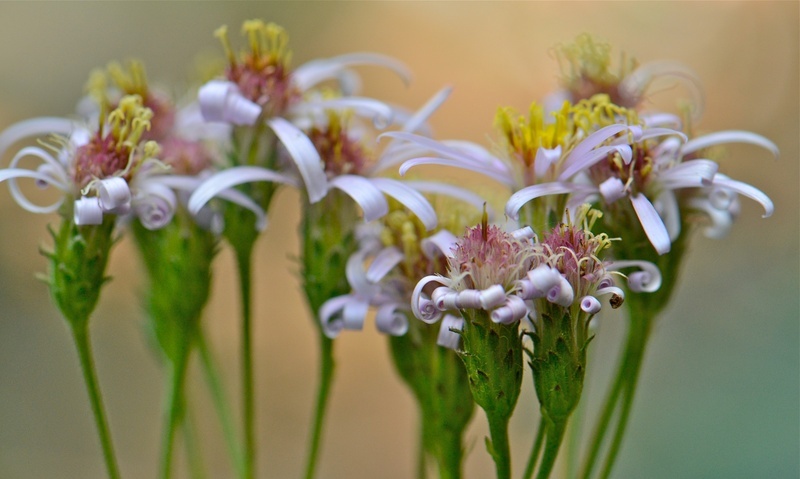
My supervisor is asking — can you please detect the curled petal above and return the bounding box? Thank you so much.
[0,167,66,214]
[599,177,626,203]
[711,174,773,218]
[365,247,404,283]
[490,295,529,325]
[198,80,261,126]
[580,296,602,314]
[345,248,378,297]
[437,314,465,350]
[512,226,535,241]
[479,284,507,309]
[506,182,596,220]
[411,275,450,323]
[547,275,574,307]
[420,230,458,259]
[187,166,297,215]
[342,299,369,331]
[527,264,563,298]
[135,182,177,230]
[74,197,104,225]
[319,296,351,338]
[96,177,131,211]
[597,285,625,309]
[686,197,734,239]
[371,178,437,230]
[330,175,388,222]
[630,194,671,255]
[455,289,482,309]
[682,130,779,158]
[375,304,409,336]
[432,287,458,311]
[267,117,328,203]
[607,260,662,293]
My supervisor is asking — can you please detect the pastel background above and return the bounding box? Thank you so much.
[0,2,797,478]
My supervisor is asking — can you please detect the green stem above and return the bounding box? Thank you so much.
[197,330,245,478]
[486,413,512,479]
[233,242,256,479]
[70,322,121,479]
[417,408,429,479]
[159,342,191,479]
[181,401,207,479]
[535,419,567,479]
[597,326,650,479]
[303,334,336,479]
[523,416,546,479]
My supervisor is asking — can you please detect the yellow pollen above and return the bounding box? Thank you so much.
[108,95,153,152]
[571,94,639,133]
[494,101,571,167]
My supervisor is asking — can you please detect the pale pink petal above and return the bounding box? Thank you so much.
[293,53,411,92]
[187,166,297,215]
[411,275,450,323]
[375,304,409,336]
[0,167,66,214]
[0,117,78,160]
[558,144,631,181]
[505,182,596,220]
[606,260,662,293]
[682,130,779,158]
[404,180,492,217]
[74,197,104,225]
[330,175,388,222]
[267,117,328,202]
[437,314,464,350]
[420,229,458,259]
[371,178,437,230]
[365,247,404,283]
[711,174,773,218]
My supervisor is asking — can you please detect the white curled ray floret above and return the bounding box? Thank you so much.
[320,226,464,349]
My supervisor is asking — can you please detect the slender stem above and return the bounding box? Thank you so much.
[523,416,547,479]
[69,322,121,479]
[597,328,650,479]
[233,243,256,479]
[303,334,336,479]
[417,408,429,479]
[535,418,567,479]
[486,412,512,479]
[181,401,207,479]
[197,331,245,478]
[159,344,191,479]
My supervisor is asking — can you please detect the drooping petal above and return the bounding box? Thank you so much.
[330,175,388,222]
[437,314,465,350]
[656,159,718,189]
[630,193,671,255]
[420,229,458,259]
[681,130,779,158]
[606,260,662,293]
[505,182,596,220]
[345,248,379,297]
[711,174,773,218]
[365,247,404,283]
[401,86,452,134]
[375,303,409,336]
[371,177,437,230]
[561,124,630,172]
[558,144,632,181]
[640,112,682,130]
[654,189,681,241]
[293,53,411,92]
[403,180,492,217]
[266,117,328,202]
[319,296,351,338]
[187,166,297,215]
[399,156,514,186]
[0,117,79,160]
[291,97,395,130]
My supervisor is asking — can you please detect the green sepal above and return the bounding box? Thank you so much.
[45,209,117,327]
[133,207,218,365]
[389,318,475,478]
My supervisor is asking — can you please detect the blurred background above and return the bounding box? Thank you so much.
[0,2,797,478]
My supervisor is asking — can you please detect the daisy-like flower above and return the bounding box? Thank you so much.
[505,96,777,254]
[190,19,411,208]
[0,94,176,228]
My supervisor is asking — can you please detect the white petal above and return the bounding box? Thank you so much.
[96,177,131,211]
[403,180,493,218]
[343,299,369,331]
[599,177,626,203]
[267,117,328,203]
[580,296,602,314]
[561,124,629,172]
[420,230,458,259]
[345,248,379,297]
[293,53,411,92]
[655,190,681,241]
[711,174,773,218]
[640,112,682,130]
[371,178,437,230]
[686,197,733,239]
[559,144,631,181]
[329,175,388,222]
[365,247,404,283]
[74,197,104,225]
[291,97,395,130]
[319,296,351,338]
[0,117,79,160]
[534,146,562,179]
[490,295,529,325]
[505,182,596,220]
[135,181,177,230]
[375,304,409,336]
[399,156,514,186]
[657,159,718,188]
[630,194,671,255]
[401,86,452,134]
[620,60,704,118]
[437,314,464,350]
[0,167,66,214]
[411,275,450,323]
[547,275,574,307]
[682,130,779,158]
[198,80,261,126]
[187,166,297,215]
[606,260,662,293]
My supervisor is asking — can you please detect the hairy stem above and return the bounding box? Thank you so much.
[303,335,336,479]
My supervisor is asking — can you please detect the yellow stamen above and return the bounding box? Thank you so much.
[214,25,237,68]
